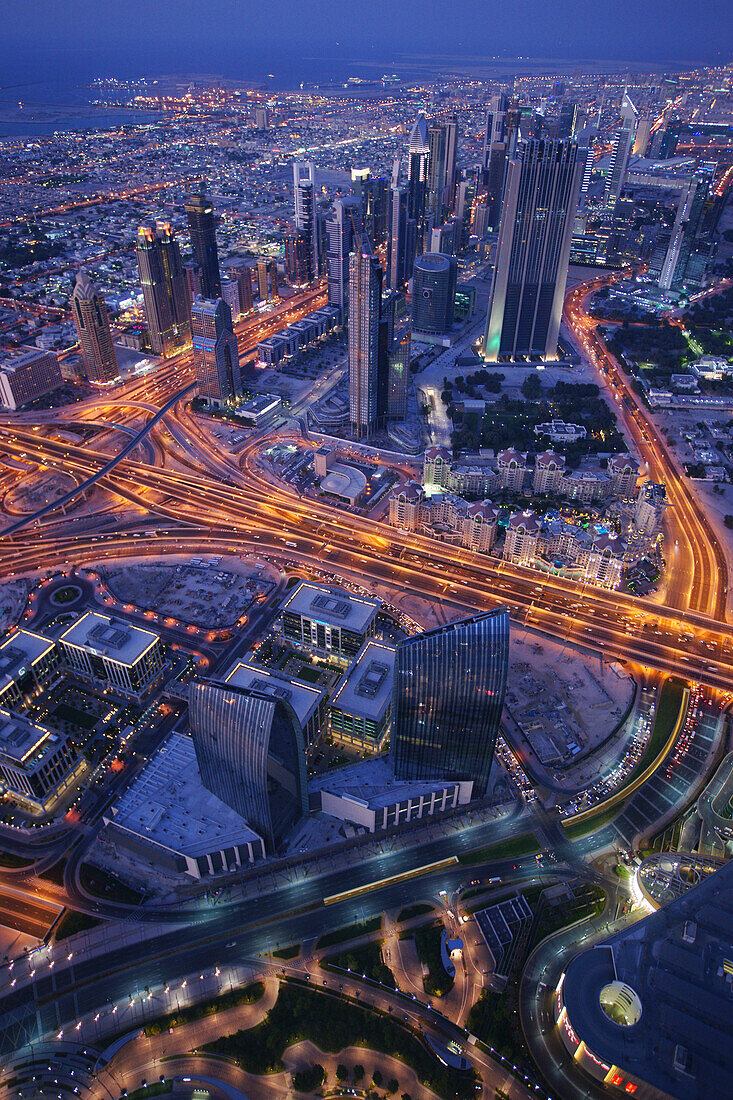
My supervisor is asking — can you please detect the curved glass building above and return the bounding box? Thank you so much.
[189,681,308,851]
[391,609,509,796]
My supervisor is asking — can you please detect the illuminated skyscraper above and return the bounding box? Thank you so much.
[293,161,318,283]
[326,197,362,312]
[191,296,240,407]
[411,253,457,337]
[184,188,221,300]
[391,609,509,796]
[136,222,189,356]
[285,228,310,286]
[387,186,415,291]
[660,167,715,291]
[189,681,308,851]
[407,114,430,246]
[483,139,582,362]
[605,94,637,207]
[348,235,384,438]
[71,269,119,384]
[387,327,411,421]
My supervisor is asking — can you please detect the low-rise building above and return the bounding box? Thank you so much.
[558,469,611,502]
[328,639,396,752]
[504,511,542,565]
[534,420,587,443]
[0,629,60,711]
[0,347,63,410]
[388,481,424,531]
[281,581,381,663]
[497,448,529,491]
[533,450,565,494]
[58,611,166,699]
[0,709,85,814]
[460,500,500,552]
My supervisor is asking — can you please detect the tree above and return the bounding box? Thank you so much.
[521,373,542,400]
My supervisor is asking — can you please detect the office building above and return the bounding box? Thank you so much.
[281,580,381,663]
[184,188,221,300]
[254,106,269,130]
[660,168,714,291]
[229,263,254,316]
[605,94,637,207]
[326,197,362,312]
[136,223,190,356]
[0,629,59,711]
[256,259,279,302]
[191,296,240,407]
[348,235,385,437]
[387,186,415,291]
[293,161,318,283]
[328,639,396,752]
[71,269,119,384]
[220,277,242,322]
[483,139,582,362]
[407,114,430,243]
[58,611,165,699]
[224,661,328,749]
[286,228,310,286]
[0,709,84,815]
[388,327,411,420]
[391,609,509,797]
[482,93,510,165]
[189,680,308,851]
[102,732,265,879]
[352,168,389,248]
[412,253,457,337]
[557,101,578,139]
[0,347,62,410]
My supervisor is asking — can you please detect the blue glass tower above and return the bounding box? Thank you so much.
[391,609,509,796]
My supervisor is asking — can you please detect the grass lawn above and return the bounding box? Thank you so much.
[457,834,540,865]
[316,916,382,949]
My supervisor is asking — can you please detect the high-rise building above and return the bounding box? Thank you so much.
[557,101,578,139]
[0,347,63,410]
[391,609,509,797]
[326,197,362,312]
[482,93,510,166]
[136,224,179,356]
[184,188,221,300]
[285,228,310,286]
[156,220,190,339]
[632,117,651,156]
[483,139,582,362]
[220,277,242,321]
[387,186,414,291]
[293,161,318,283]
[71,269,119,384]
[254,106,270,130]
[411,253,457,336]
[659,167,714,291]
[348,235,385,438]
[352,169,389,248]
[189,680,308,851]
[605,94,637,207]
[387,327,411,421]
[407,114,430,247]
[191,296,240,407]
[229,263,254,316]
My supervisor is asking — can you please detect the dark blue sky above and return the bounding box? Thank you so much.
[3,0,731,87]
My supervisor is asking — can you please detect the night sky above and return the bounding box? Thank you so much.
[2,0,731,87]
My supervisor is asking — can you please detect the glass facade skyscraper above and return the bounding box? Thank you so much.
[189,681,308,851]
[184,189,221,300]
[391,609,509,796]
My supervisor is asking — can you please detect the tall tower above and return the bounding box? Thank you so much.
[387,327,411,421]
[326,197,362,312]
[660,167,714,291]
[482,93,509,167]
[483,139,582,362]
[387,186,415,291]
[605,93,637,207]
[191,296,240,408]
[136,223,189,355]
[411,253,457,337]
[391,609,510,797]
[184,188,221,300]
[293,161,318,283]
[407,114,430,248]
[427,118,447,223]
[348,235,384,439]
[156,221,190,340]
[71,269,119,384]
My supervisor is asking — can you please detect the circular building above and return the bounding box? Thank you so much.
[411,252,457,336]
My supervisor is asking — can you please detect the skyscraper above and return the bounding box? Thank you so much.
[136,223,190,356]
[285,228,310,286]
[191,296,240,407]
[483,138,582,362]
[387,186,412,291]
[352,169,389,248]
[293,161,318,283]
[185,188,221,300]
[387,327,411,421]
[659,167,714,291]
[412,253,457,337]
[326,197,362,312]
[348,235,384,438]
[407,114,430,247]
[605,94,637,207]
[189,681,308,851]
[391,609,510,797]
[482,93,509,167]
[71,269,119,384]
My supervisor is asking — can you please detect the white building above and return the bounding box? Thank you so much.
[534,420,587,443]
[634,481,667,536]
[497,448,529,491]
[0,347,63,410]
[607,453,639,497]
[503,511,541,564]
[533,450,565,494]
[558,469,611,502]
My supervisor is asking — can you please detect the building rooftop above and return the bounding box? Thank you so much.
[0,346,55,372]
[0,629,55,694]
[329,639,396,722]
[320,463,367,502]
[224,661,326,727]
[59,611,159,666]
[562,859,733,1100]
[282,581,381,634]
[105,732,261,859]
[309,754,464,812]
[0,709,63,770]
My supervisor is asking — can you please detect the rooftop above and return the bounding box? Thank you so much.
[59,611,159,666]
[0,629,55,694]
[224,661,326,726]
[562,859,733,1100]
[282,581,381,633]
[329,639,396,722]
[309,754,465,812]
[320,463,367,502]
[0,709,63,770]
[105,732,261,858]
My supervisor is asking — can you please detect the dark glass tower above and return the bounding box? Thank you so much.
[185,188,221,300]
[483,138,582,362]
[189,681,308,851]
[191,295,239,407]
[411,252,457,335]
[391,609,509,796]
[326,197,362,312]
